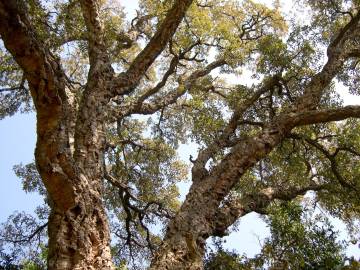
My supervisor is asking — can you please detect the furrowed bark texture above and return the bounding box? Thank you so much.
[0,1,113,268]
[0,0,193,268]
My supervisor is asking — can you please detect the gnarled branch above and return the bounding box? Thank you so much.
[110,0,194,97]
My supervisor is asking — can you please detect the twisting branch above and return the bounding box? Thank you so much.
[130,12,156,40]
[191,75,281,181]
[290,105,360,126]
[162,15,360,254]
[0,0,78,210]
[212,183,326,237]
[289,133,359,191]
[294,10,360,111]
[200,9,360,200]
[111,0,194,97]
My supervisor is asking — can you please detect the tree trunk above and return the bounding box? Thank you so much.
[47,193,113,269]
[34,102,114,269]
[150,185,213,270]
[150,216,207,270]
[149,235,204,270]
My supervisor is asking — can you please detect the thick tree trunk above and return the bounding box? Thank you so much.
[34,102,114,269]
[150,212,207,269]
[47,194,113,269]
[149,235,204,270]
[29,98,114,269]
[150,185,213,270]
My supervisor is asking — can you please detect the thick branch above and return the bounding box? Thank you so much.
[328,10,360,57]
[167,14,360,246]
[74,1,115,172]
[291,105,360,126]
[213,183,325,236]
[191,75,280,180]
[294,11,360,111]
[0,1,60,97]
[0,0,77,210]
[199,11,360,199]
[110,0,193,96]
[79,0,108,66]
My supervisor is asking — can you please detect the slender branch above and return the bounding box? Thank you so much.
[1,222,48,244]
[114,59,226,118]
[116,41,202,115]
[137,56,180,103]
[289,133,359,191]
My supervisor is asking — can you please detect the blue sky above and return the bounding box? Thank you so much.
[0,113,42,218]
[1,0,359,262]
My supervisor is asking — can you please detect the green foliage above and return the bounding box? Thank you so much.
[0,46,32,119]
[205,202,350,270]
[259,202,346,270]
[205,248,246,270]
[13,163,46,197]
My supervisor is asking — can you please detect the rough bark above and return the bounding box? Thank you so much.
[47,192,113,269]
[0,1,114,268]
